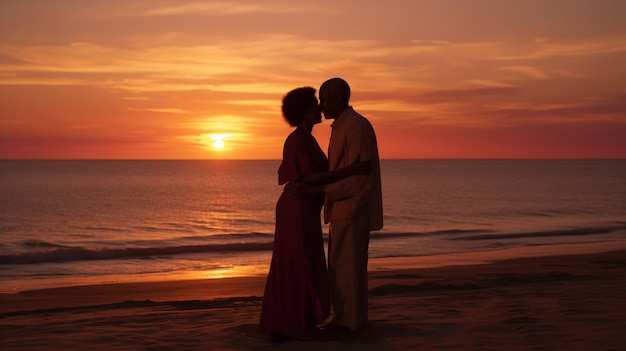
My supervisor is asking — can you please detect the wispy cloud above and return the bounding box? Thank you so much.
[493,35,626,60]
[498,66,549,79]
[128,108,188,114]
[141,1,316,16]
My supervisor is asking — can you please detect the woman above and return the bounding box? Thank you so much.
[259,87,368,340]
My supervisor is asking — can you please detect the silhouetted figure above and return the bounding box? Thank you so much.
[319,78,383,332]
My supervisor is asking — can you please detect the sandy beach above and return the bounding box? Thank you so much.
[1,247,625,351]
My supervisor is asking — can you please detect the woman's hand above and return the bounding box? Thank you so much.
[285,181,320,198]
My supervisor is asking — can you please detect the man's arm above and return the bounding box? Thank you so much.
[284,158,370,198]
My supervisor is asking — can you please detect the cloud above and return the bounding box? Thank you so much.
[141,1,315,16]
[128,108,188,114]
[3,30,621,98]
[493,35,626,60]
[485,94,626,123]
[497,66,548,80]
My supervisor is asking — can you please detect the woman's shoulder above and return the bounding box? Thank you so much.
[284,128,312,153]
[288,127,318,143]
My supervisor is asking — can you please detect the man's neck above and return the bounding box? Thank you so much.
[330,106,351,127]
[335,106,351,119]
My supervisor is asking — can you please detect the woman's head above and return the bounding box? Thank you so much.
[281,87,319,126]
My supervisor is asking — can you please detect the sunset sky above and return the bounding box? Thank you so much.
[1,0,625,159]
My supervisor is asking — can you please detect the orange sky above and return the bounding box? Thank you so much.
[1,0,625,159]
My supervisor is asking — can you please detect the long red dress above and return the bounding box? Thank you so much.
[259,127,330,338]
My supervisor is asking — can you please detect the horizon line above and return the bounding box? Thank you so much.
[1,158,624,161]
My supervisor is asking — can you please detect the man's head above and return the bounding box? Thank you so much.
[319,78,350,120]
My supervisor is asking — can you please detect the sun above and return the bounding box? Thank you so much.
[203,133,231,151]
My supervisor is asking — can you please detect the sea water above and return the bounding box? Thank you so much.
[1,160,625,292]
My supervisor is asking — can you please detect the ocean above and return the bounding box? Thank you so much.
[1,160,625,293]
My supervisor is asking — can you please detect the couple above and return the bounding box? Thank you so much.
[259,78,384,340]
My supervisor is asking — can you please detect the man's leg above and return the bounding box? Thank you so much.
[328,212,370,331]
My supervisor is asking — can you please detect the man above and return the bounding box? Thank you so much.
[319,77,383,332]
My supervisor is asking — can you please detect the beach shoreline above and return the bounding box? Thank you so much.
[1,245,625,350]
[2,239,624,295]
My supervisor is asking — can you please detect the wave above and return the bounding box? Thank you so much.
[371,229,491,239]
[0,241,274,265]
[451,225,626,241]
[5,224,625,265]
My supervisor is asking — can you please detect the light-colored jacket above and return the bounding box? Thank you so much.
[323,107,383,231]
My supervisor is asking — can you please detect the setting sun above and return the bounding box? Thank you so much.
[203,134,233,152]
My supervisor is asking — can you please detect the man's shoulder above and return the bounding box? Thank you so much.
[349,109,375,132]
[344,107,369,123]
[333,107,371,133]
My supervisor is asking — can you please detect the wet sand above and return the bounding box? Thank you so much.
[1,248,625,350]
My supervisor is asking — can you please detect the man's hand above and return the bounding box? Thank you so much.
[348,155,372,176]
